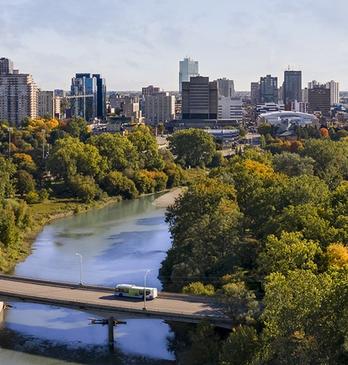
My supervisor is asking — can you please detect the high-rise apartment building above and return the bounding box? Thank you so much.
[325,80,339,105]
[179,57,199,93]
[308,85,331,117]
[0,58,38,126]
[283,70,302,107]
[250,82,260,105]
[144,92,175,124]
[260,75,278,103]
[70,73,106,121]
[182,76,217,119]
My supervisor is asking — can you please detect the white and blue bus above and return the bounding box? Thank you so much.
[114,284,158,300]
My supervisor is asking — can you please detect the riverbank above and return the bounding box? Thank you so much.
[2,196,121,274]
[153,187,185,209]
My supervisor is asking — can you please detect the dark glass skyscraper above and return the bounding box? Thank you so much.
[283,70,302,108]
[70,73,106,121]
[93,74,106,119]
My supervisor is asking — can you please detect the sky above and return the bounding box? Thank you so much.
[1,0,348,91]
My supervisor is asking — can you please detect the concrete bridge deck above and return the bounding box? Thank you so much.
[0,275,232,328]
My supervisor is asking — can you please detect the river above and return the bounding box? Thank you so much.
[0,195,182,364]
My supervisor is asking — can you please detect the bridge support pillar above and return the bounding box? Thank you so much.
[108,317,114,351]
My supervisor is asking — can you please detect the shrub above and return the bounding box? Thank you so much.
[25,191,40,204]
[15,170,36,197]
[182,282,215,296]
[68,175,100,202]
[102,171,138,199]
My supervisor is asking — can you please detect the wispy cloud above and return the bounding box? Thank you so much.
[0,0,347,90]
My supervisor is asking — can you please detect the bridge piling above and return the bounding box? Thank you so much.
[108,317,114,351]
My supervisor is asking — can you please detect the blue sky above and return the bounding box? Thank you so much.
[1,0,347,91]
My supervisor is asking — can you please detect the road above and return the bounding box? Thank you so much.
[0,276,232,328]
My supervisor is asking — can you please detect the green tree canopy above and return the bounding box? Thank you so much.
[89,133,138,172]
[169,129,216,168]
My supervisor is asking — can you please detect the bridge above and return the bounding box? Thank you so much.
[0,275,233,329]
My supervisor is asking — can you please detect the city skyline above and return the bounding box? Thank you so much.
[1,0,348,91]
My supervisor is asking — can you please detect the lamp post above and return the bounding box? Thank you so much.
[75,253,83,286]
[8,127,13,158]
[143,269,151,311]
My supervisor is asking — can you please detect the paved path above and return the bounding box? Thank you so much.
[0,276,232,328]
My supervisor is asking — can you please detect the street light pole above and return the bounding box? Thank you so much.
[143,269,151,311]
[75,253,83,286]
[8,127,12,158]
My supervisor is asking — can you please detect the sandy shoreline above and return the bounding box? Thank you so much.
[153,187,185,208]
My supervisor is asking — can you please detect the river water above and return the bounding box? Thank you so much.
[0,195,181,364]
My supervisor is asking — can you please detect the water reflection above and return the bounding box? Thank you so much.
[0,196,179,364]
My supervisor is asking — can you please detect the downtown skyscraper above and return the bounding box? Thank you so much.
[70,73,106,121]
[283,70,302,108]
[179,57,199,93]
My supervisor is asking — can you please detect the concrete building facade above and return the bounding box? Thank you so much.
[182,76,217,119]
[144,92,175,124]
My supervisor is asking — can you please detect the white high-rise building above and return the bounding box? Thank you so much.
[179,57,199,93]
[0,58,38,126]
[326,80,339,105]
[144,92,175,124]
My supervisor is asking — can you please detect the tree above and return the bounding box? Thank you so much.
[68,174,100,202]
[12,153,37,174]
[0,157,16,199]
[160,178,242,290]
[220,326,259,365]
[15,170,36,197]
[272,152,315,177]
[102,171,138,199]
[60,117,90,140]
[258,231,322,276]
[48,136,104,180]
[127,126,165,170]
[89,133,138,172]
[301,139,348,188]
[220,281,259,323]
[182,282,215,296]
[169,129,216,167]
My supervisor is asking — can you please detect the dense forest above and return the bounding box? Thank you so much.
[160,136,348,364]
[0,118,183,271]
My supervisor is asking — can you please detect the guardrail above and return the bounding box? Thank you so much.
[0,274,216,303]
